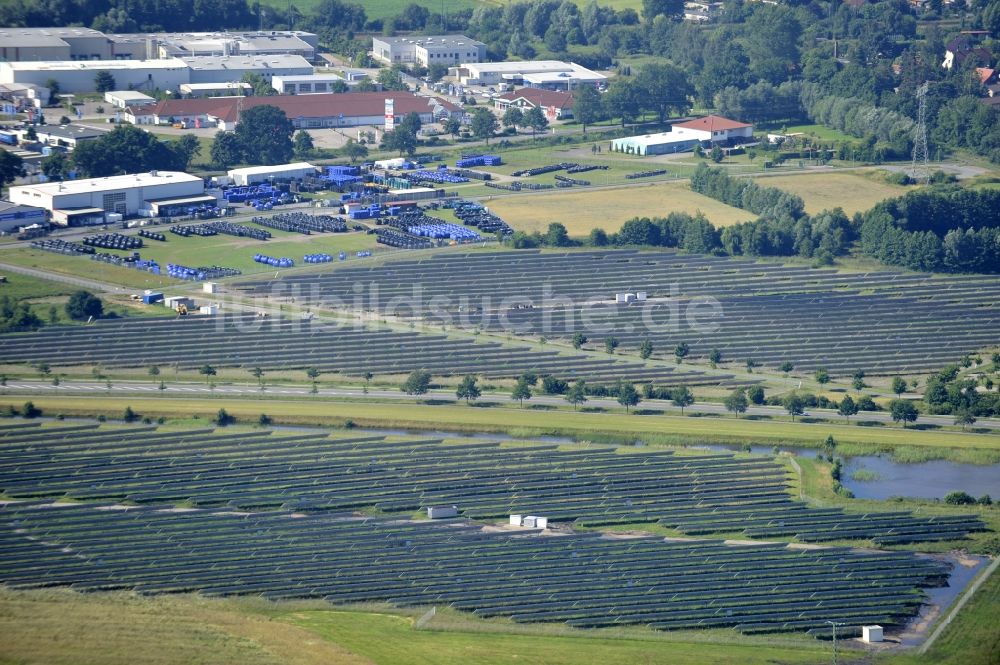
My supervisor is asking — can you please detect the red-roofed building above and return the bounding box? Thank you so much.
[493,87,575,119]
[977,67,997,85]
[124,91,461,130]
[611,115,754,155]
[670,115,754,141]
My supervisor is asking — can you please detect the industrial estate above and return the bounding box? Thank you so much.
[0,1,998,664]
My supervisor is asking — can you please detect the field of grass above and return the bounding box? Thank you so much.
[486,181,753,235]
[0,228,379,290]
[756,172,910,215]
[756,123,859,143]
[0,586,836,665]
[281,606,828,665]
[0,271,72,300]
[0,589,369,665]
[4,394,998,453]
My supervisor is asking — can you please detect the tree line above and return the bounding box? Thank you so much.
[859,187,1000,273]
[515,168,1000,274]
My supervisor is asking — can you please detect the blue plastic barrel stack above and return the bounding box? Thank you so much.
[456,155,502,168]
[411,167,469,184]
[253,254,295,268]
[321,165,362,187]
[303,253,333,263]
[407,222,481,241]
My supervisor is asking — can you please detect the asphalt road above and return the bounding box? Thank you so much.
[5,379,998,432]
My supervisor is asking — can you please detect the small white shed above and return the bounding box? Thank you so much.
[104,90,156,109]
[862,625,883,643]
[427,505,458,519]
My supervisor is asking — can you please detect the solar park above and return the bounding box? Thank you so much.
[0,423,983,544]
[236,249,1000,374]
[0,422,980,636]
[0,314,739,387]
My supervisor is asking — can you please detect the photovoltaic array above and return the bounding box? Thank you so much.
[0,315,736,387]
[0,423,982,545]
[237,249,1000,374]
[0,503,949,636]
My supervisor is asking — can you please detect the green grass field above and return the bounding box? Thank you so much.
[0,589,369,665]
[4,394,997,453]
[486,181,753,235]
[756,123,859,143]
[0,228,379,289]
[759,172,910,215]
[0,271,72,300]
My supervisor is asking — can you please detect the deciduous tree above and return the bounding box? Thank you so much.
[456,375,481,403]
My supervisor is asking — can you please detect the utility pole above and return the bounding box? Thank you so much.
[826,620,845,665]
[912,82,930,184]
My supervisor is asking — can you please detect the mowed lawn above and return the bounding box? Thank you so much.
[486,182,753,235]
[759,172,909,215]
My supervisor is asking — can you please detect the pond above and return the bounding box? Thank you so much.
[842,456,1000,501]
[692,443,1000,501]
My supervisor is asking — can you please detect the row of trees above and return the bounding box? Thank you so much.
[513,207,854,265]
[517,173,997,273]
[0,0,256,33]
[690,164,806,220]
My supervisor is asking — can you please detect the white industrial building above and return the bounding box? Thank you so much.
[0,27,119,62]
[0,54,312,94]
[8,171,207,225]
[271,74,347,94]
[0,82,51,110]
[0,28,318,63]
[104,90,157,109]
[611,115,754,155]
[227,162,317,186]
[452,61,606,90]
[181,54,313,84]
[372,35,485,67]
[24,124,106,151]
[142,31,317,61]
[0,58,190,94]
